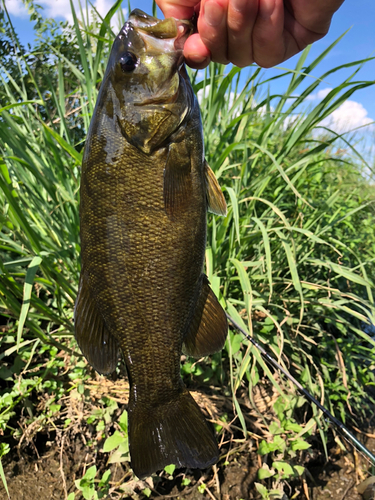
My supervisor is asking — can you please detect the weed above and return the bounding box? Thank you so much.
[0,0,374,497]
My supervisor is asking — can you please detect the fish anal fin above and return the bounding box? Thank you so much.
[163,141,192,218]
[183,275,228,357]
[205,160,227,216]
[74,274,119,374]
[129,388,218,479]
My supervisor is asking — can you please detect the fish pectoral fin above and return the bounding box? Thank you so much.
[74,274,119,375]
[205,160,227,216]
[183,275,228,357]
[163,141,192,218]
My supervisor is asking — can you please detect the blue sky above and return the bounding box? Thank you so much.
[5,0,375,155]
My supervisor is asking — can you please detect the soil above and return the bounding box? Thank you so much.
[1,433,374,500]
[1,377,374,500]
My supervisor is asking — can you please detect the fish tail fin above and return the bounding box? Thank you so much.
[128,388,219,479]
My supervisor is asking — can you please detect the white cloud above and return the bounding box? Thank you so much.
[4,0,28,17]
[94,0,114,17]
[196,84,211,104]
[319,100,374,134]
[306,87,333,101]
[195,70,205,81]
[283,113,301,130]
[5,0,127,30]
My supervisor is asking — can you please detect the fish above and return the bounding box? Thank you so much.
[74,9,228,479]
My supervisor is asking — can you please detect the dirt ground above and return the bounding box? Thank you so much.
[1,377,374,500]
[1,422,374,499]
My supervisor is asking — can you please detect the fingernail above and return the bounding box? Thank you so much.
[204,1,225,27]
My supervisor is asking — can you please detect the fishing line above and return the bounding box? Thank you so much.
[226,312,375,466]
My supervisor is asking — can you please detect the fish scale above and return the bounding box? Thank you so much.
[81,138,204,393]
[75,9,228,478]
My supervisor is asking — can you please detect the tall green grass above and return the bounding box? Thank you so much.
[0,0,375,490]
[197,58,375,430]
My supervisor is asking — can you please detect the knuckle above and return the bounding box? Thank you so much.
[230,52,253,68]
[253,37,285,68]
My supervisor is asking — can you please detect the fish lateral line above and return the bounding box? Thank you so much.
[225,312,375,467]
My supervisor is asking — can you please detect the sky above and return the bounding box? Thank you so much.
[3,0,375,160]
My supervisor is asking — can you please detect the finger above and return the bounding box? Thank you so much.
[198,0,229,65]
[285,0,345,36]
[252,0,286,68]
[227,0,259,67]
[184,33,211,68]
[155,0,198,20]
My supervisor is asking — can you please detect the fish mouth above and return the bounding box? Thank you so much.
[126,9,192,51]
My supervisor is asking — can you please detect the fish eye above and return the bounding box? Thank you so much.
[119,52,138,73]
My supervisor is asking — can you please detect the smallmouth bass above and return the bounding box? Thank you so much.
[74,9,228,479]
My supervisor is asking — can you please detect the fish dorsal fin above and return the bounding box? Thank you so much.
[163,141,192,218]
[204,161,227,216]
[74,274,119,374]
[183,275,228,357]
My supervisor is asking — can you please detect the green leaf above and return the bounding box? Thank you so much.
[0,458,9,499]
[255,483,269,499]
[41,122,83,163]
[82,465,97,481]
[164,464,176,476]
[107,440,129,464]
[0,100,44,113]
[284,422,303,433]
[103,430,126,452]
[258,440,278,455]
[294,465,305,476]
[229,331,242,354]
[290,438,311,451]
[197,483,206,494]
[99,469,111,488]
[17,256,43,350]
[269,489,285,499]
[272,461,294,477]
[83,486,97,500]
[226,186,240,244]
[118,410,128,433]
[258,464,275,480]
[269,422,283,435]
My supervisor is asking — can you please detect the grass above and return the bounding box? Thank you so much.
[0,0,375,498]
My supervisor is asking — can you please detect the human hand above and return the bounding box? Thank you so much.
[156,0,345,69]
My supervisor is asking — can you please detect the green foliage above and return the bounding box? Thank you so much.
[256,396,309,497]
[0,443,10,499]
[74,465,111,500]
[255,482,285,500]
[164,464,176,477]
[102,410,129,464]
[197,482,207,494]
[0,0,375,497]
[196,56,375,436]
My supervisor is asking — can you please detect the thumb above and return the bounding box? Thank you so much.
[155,0,200,19]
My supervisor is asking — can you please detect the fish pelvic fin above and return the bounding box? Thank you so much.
[183,275,228,357]
[74,273,119,374]
[128,388,219,479]
[204,160,227,216]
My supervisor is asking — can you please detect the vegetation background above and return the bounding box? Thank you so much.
[0,0,374,498]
